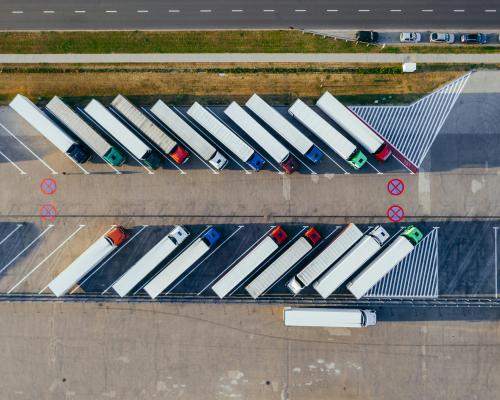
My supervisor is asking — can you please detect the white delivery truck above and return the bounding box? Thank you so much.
[187,102,265,171]
[245,94,324,163]
[212,226,288,299]
[144,228,221,299]
[224,101,298,174]
[84,99,161,170]
[316,91,392,161]
[150,100,228,170]
[347,226,424,299]
[48,226,128,297]
[111,95,189,165]
[245,228,321,299]
[287,224,363,295]
[112,226,190,297]
[288,99,367,170]
[46,96,126,166]
[283,307,377,328]
[10,94,90,163]
[313,226,390,299]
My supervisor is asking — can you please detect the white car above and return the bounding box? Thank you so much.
[430,32,455,43]
[400,32,421,43]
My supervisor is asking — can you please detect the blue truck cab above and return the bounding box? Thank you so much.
[67,143,91,163]
[202,228,221,247]
[305,145,323,164]
[247,153,266,171]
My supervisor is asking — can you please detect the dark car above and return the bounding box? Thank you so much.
[355,31,379,43]
[460,33,487,44]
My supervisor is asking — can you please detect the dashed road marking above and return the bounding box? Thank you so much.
[326,9,339,12]
[453,9,465,13]
[390,9,402,12]
[231,9,244,13]
[137,10,149,13]
[358,9,370,12]
[421,9,434,12]
[74,10,86,14]
[11,11,24,14]
[168,9,180,13]
[263,9,275,12]
[485,9,497,12]
[200,9,212,13]
[43,11,55,14]
[105,10,118,14]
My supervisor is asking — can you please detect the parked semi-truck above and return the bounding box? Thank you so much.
[288,99,367,170]
[48,226,129,297]
[287,224,364,295]
[187,102,265,171]
[224,102,298,174]
[245,94,324,163]
[46,96,126,166]
[10,94,90,163]
[149,100,228,170]
[144,228,221,299]
[313,226,390,299]
[212,226,288,299]
[245,228,321,298]
[316,91,392,161]
[112,226,190,297]
[84,99,161,170]
[284,307,377,328]
[111,95,189,165]
[347,226,424,299]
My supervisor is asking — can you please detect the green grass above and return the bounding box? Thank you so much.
[0,31,498,54]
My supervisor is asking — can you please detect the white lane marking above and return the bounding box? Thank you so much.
[0,122,58,174]
[61,149,91,175]
[231,9,244,13]
[422,9,434,12]
[366,160,383,174]
[105,10,118,14]
[326,9,339,12]
[485,9,497,12]
[11,11,24,14]
[0,225,54,275]
[8,225,85,294]
[390,9,402,12]
[358,10,370,12]
[74,10,86,14]
[295,9,307,12]
[165,225,245,295]
[0,224,23,246]
[0,150,27,175]
[263,9,275,12]
[453,9,465,13]
[168,9,180,13]
[69,225,149,295]
[197,226,276,295]
[43,11,55,14]
[310,142,348,174]
[137,10,149,13]
[200,9,212,13]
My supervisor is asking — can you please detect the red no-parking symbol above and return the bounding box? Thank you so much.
[387,178,404,196]
[40,204,57,221]
[40,178,57,195]
[387,205,404,222]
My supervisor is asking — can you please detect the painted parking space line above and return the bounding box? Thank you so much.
[7,225,85,293]
[0,122,58,174]
[142,107,217,174]
[311,142,349,174]
[197,225,276,295]
[0,150,27,175]
[69,225,149,295]
[78,107,154,175]
[0,225,54,276]
[133,226,213,295]
[109,107,185,174]
[0,224,23,246]
[164,225,245,295]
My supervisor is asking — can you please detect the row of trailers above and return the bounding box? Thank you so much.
[47,223,423,300]
[9,92,392,174]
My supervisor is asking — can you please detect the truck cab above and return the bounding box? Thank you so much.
[68,143,91,164]
[168,226,190,245]
[286,277,305,295]
[209,152,228,170]
[144,151,162,170]
[374,144,392,161]
[170,145,190,165]
[305,145,324,164]
[105,226,129,247]
[347,150,368,170]
[368,226,390,245]
[271,226,288,245]
[247,153,266,171]
[304,228,322,246]
[281,154,299,174]
[103,147,126,166]
[402,225,424,245]
[202,228,221,247]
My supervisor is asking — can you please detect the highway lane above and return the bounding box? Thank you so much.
[0,1,499,30]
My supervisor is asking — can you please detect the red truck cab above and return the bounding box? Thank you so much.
[374,144,392,161]
[304,227,322,246]
[105,226,129,247]
[170,145,190,165]
[270,226,288,245]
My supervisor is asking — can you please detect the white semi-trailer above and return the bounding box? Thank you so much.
[286,224,364,295]
[224,102,298,174]
[187,102,265,171]
[212,226,288,299]
[245,94,324,163]
[288,99,367,170]
[316,91,392,161]
[144,228,221,299]
[149,100,228,170]
[284,307,377,328]
[111,95,190,165]
[313,226,390,299]
[48,226,128,297]
[347,226,424,299]
[10,94,90,163]
[46,96,126,166]
[84,99,161,170]
[112,226,190,297]
[245,228,321,299]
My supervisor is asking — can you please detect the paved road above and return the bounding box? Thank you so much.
[0,1,499,30]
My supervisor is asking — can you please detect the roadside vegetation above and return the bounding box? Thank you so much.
[0,31,499,54]
[0,63,464,106]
